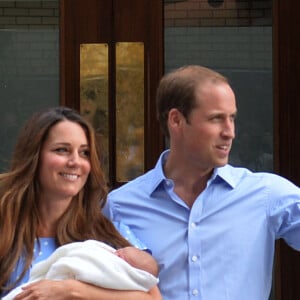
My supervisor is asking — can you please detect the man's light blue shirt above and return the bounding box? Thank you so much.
[104,150,300,300]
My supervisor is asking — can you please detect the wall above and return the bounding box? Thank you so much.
[0,0,59,171]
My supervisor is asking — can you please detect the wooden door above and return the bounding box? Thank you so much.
[274,0,300,298]
[60,0,164,187]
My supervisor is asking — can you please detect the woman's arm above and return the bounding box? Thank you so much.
[69,280,162,300]
[13,279,162,300]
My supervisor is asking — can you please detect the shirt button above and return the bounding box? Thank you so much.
[192,289,199,296]
[165,180,172,186]
[191,255,198,262]
[191,222,196,228]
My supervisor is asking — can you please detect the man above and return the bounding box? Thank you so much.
[104,65,300,300]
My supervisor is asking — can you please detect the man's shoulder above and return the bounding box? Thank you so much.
[221,164,298,190]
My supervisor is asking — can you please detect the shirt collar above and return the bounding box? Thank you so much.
[148,150,170,195]
[213,165,237,188]
[149,149,237,195]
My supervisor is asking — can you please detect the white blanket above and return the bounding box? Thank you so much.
[3,240,158,299]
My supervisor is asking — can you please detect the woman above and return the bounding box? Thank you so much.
[0,106,161,300]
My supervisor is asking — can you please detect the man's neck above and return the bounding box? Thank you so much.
[163,157,213,207]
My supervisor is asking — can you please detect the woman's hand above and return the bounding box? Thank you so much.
[13,280,73,300]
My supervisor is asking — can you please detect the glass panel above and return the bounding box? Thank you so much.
[116,42,144,182]
[164,0,273,173]
[79,43,109,176]
[0,0,59,171]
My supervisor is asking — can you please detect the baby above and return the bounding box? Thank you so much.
[3,240,159,300]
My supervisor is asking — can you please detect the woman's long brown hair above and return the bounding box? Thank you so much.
[0,107,131,293]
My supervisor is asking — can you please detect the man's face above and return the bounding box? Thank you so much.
[179,82,237,172]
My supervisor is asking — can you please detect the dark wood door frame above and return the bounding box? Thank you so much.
[60,0,112,111]
[274,0,300,298]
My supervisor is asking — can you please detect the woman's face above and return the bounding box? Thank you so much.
[38,120,91,203]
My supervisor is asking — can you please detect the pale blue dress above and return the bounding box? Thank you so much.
[4,222,148,296]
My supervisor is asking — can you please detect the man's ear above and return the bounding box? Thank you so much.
[168,108,184,131]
